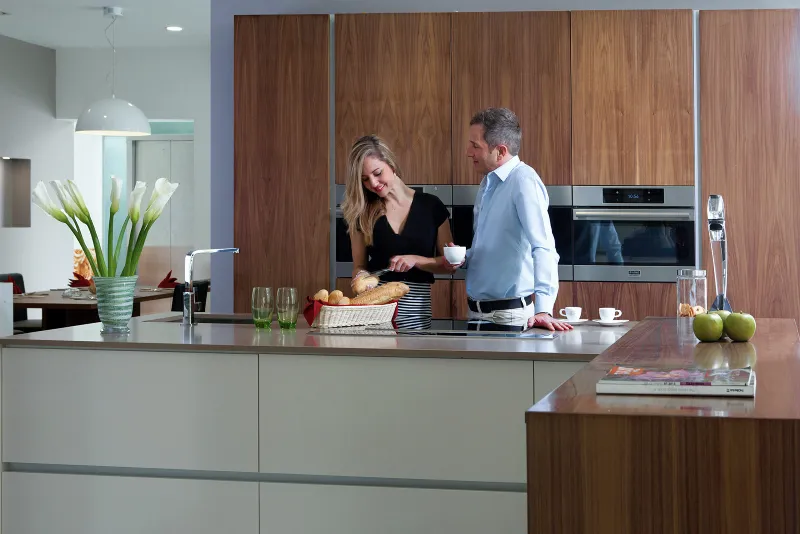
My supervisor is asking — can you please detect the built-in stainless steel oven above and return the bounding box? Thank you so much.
[572,186,696,282]
[333,184,452,279]
[450,185,574,281]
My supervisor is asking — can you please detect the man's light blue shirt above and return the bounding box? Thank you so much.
[464,155,560,315]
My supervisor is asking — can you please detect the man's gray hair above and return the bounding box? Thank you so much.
[469,107,522,156]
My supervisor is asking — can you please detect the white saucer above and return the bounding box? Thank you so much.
[562,318,589,324]
[592,319,629,326]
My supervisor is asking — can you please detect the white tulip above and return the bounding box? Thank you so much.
[50,180,79,219]
[110,176,122,214]
[66,180,90,220]
[128,181,147,223]
[31,182,68,223]
[143,178,179,226]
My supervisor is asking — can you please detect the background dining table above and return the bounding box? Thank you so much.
[13,287,174,330]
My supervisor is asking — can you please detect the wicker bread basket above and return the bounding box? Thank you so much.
[310,302,398,328]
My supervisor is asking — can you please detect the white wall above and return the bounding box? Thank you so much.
[0,34,74,295]
[72,134,104,245]
[56,46,211,277]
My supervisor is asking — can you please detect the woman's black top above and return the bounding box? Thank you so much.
[365,192,450,284]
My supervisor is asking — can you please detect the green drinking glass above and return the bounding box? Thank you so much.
[276,287,299,329]
[251,287,273,329]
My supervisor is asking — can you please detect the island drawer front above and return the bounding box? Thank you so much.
[2,348,259,472]
[258,354,534,483]
[259,482,526,534]
[2,472,259,534]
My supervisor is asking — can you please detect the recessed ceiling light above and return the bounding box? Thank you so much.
[2,157,11,160]
[166,26,183,32]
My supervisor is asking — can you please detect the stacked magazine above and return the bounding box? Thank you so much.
[595,365,756,397]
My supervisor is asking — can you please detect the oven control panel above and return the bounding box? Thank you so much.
[602,188,665,204]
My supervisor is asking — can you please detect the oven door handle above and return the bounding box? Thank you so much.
[573,209,694,221]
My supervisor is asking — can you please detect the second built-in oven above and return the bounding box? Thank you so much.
[572,186,696,282]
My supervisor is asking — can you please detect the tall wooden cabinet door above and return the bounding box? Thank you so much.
[571,10,693,186]
[574,282,677,321]
[233,15,329,311]
[553,282,574,317]
[701,11,800,323]
[451,12,571,185]
[335,14,451,185]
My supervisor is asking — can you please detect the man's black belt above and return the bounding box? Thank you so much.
[467,294,534,314]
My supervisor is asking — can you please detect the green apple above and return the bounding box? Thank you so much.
[724,312,757,342]
[709,309,731,322]
[693,312,724,342]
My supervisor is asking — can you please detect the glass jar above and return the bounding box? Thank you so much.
[677,269,707,317]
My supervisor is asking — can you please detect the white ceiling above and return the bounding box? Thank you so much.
[0,0,209,49]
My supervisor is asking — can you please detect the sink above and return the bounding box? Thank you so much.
[151,314,254,325]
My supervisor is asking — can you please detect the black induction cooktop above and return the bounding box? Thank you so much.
[310,320,559,339]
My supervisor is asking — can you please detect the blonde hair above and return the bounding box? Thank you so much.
[341,135,402,246]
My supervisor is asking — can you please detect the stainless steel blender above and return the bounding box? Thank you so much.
[707,195,732,312]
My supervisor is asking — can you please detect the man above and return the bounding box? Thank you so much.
[455,107,572,332]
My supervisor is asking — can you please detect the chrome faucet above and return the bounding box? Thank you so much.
[183,248,239,326]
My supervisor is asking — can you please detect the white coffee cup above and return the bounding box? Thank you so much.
[559,306,582,321]
[599,307,623,322]
[443,246,466,265]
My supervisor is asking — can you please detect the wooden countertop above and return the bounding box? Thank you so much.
[528,317,797,419]
[0,313,634,362]
[526,317,800,534]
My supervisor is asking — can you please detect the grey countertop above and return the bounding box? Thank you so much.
[0,313,635,361]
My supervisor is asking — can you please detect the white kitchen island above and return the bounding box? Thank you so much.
[0,314,632,534]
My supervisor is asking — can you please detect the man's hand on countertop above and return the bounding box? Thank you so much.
[528,312,573,332]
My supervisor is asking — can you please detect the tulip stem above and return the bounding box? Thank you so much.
[122,221,140,277]
[84,217,107,277]
[125,220,154,277]
[107,209,115,276]
[113,215,130,275]
[65,218,100,278]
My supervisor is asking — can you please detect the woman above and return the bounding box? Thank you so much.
[341,135,458,329]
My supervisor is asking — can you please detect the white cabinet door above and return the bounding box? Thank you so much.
[534,361,586,403]
[259,354,533,483]
[260,483,525,534]
[3,472,259,534]
[2,348,259,472]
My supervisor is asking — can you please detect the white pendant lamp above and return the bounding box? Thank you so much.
[75,7,150,136]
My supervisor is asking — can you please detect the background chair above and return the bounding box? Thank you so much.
[170,280,210,313]
[0,273,42,333]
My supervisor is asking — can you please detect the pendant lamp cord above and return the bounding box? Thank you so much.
[104,15,117,99]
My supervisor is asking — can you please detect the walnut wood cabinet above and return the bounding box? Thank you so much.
[451,12,571,185]
[571,10,694,186]
[334,14,452,185]
[233,15,330,312]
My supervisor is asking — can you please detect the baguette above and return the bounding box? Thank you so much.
[350,282,409,305]
[352,274,379,295]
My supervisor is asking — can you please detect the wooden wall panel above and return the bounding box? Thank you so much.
[451,12,571,185]
[453,280,574,320]
[572,10,693,186]
[700,10,800,322]
[574,282,677,321]
[234,15,330,311]
[335,14,451,185]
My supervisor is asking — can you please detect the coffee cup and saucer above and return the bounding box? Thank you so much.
[593,307,629,326]
[559,307,588,324]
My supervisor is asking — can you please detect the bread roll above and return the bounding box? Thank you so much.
[338,297,350,305]
[351,282,409,305]
[313,289,329,302]
[352,274,379,295]
[328,290,344,305]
